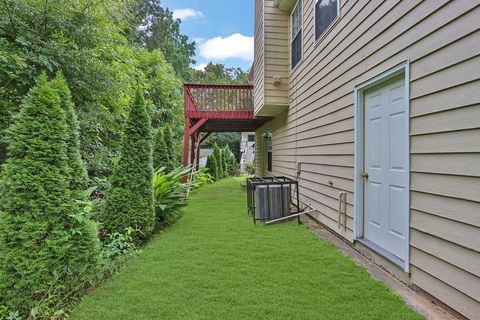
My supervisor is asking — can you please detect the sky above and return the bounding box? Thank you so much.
[162,0,254,71]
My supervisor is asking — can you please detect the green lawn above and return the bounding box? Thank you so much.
[72,178,422,320]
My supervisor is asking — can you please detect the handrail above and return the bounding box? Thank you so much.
[184,84,254,114]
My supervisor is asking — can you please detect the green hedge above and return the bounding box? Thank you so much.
[100,88,155,242]
[51,72,89,200]
[0,74,100,314]
[153,128,171,171]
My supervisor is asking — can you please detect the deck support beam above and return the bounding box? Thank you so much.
[195,132,211,169]
[189,118,207,136]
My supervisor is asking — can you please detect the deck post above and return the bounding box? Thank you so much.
[195,132,212,170]
[182,117,190,182]
[190,132,197,167]
[183,117,190,167]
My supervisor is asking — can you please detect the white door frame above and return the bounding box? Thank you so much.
[353,61,410,272]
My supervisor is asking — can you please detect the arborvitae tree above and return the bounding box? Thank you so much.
[223,145,237,176]
[222,146,230,176]
[163,126,176,171]
[101,88,155,242]
[230,152,237,176]
[0,74,100,315]
[153,128,171,171]
[212,143,224,178]
[51,72,88,199]
[205,153,218,180]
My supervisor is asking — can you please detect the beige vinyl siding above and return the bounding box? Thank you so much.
[253,0,265,113]
[263,0,289,107]
[255,0,480,317]
[254,0,290,115]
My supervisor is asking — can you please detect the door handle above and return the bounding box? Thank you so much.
[361,172,369,180]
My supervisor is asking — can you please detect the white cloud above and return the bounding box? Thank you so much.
[172,8,203,21]
[194,63,208,71]
[198,33,254,62]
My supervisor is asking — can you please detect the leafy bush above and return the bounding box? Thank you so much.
[98,228,138,279]
[153,166,190,227]
[89,177,111,200]
[100,88,156,243]
[153,165,213,227]
[0,74,100,316]
[192,168,214,187]
[244,162,256,175]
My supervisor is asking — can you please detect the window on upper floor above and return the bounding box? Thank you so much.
[315,0,340,42]
[291,0,302,70]
[248,134,255,142]
[266,133,273,172]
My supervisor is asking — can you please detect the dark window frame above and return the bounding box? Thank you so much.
[291,0,303,70]
[314,0,340,43]
[266,133,273,173]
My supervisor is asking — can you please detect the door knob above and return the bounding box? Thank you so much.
[361,172,369,180]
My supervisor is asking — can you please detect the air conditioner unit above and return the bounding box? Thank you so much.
[255,184,290,220]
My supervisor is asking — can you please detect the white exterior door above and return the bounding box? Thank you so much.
[363,76,408,262]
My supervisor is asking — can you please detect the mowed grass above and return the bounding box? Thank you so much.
[72,178,422,320]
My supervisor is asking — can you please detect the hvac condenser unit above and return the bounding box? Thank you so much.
[247,177,300,224]
[255,184,290,220]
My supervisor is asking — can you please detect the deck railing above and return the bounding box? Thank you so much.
[184,84,254,118]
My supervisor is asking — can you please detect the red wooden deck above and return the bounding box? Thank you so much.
[183,83,271,168]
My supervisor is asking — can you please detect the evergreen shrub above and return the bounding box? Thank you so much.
[100,88,155,243]
[212,143,224,178]
[153,128,171,171]
[0,74,100,315]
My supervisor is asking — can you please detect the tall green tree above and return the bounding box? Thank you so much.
[192,63,249,84]
[100,88,155,242]
[0,74,100,315]
[204,133,241,162]
[153,128,171,171]
[205,153,218,180]
[132,0,196,79]
[163,126,177,171]
[212,143,224,179]
[0,0,185,177]
[222,145,237,176]
[51,72,88,199]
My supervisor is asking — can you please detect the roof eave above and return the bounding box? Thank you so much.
[274,0,296,11]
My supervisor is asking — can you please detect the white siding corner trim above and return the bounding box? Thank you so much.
[353,60,411,272]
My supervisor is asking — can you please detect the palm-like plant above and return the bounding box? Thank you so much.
[153,165,214,226]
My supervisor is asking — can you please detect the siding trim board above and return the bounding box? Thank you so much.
[354,61,410,272]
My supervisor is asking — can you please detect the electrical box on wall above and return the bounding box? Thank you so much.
[296,161,302,176]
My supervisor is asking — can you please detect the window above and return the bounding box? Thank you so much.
[315,0,339,42]
[266,133,273,172]
[291,0,302,70]
[248,134,255,142]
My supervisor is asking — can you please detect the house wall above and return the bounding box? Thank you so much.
[263,0,290,108]
[254,0,480,318]
[253,0,265,113]
[254,0,290,116]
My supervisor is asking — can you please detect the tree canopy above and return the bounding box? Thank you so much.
[0,0,190,177]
